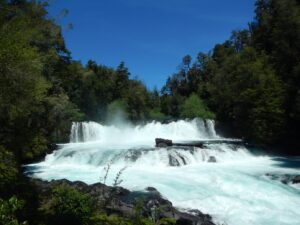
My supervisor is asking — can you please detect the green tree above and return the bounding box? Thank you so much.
[0,147,18,196]
[180,93,215,119]
[113,62,130,99]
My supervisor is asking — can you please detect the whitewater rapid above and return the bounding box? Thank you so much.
[26,119,300,225]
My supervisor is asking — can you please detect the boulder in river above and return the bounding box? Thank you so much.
[208,156,217,163]
[292,175,300,184]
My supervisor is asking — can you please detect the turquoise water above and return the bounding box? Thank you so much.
[26,120,300,225]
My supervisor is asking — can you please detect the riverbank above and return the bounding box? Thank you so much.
[31,178,215,225]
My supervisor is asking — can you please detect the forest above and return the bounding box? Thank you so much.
[0,0,300,224]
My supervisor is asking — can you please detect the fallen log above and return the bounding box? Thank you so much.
[155,138,172,147]
[155,138,244,148]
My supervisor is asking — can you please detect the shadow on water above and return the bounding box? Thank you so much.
[271,156,300,169]
[246,145,300,169]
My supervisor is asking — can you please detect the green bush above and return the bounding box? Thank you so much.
[158,218,176,225]
[148,108,167,121]
[92,213,159,225]
[0,196,27,225]
[0,147,18,196]
[180,93,215,119]
[92,214,132,225]
[42,185,94,225]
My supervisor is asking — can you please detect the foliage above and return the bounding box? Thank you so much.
[148,108,167,121]
[92,215,176,225]
[160,0,300,150]
[0,0,81,162]
[158,218,176,225]
[41,185,94,225]
[180,93,215,119]
[0,196,27,225]
[0,147,18,196]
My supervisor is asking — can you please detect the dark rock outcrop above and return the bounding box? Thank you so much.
[208,156,217,163]
[292,175,300,184]
[156,138,173,147]
[32,179,215,225]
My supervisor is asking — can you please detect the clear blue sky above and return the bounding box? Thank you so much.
[48,0,255,89]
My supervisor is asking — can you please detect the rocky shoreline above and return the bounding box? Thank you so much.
[32,179,215,225]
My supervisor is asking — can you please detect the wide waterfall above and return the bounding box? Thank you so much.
[26,119,300,225]
[70,119,218,144]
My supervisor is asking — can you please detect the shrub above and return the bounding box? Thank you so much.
[42,185,94,225]
[180,93,215,119]
[0,196,27,225]
[0,147,18,196]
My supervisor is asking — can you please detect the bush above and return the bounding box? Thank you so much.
[0,196,27,225]
[148,108,167,121]
[0,147,18,196]
[42,185,94,225]
[180,93,215,119]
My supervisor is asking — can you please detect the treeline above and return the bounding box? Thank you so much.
[0,1,174,224]
[0,0,164,166]
[160,0,300,151]
[0,1,159,223]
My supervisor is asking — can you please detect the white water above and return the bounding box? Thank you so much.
[26,119,300,225]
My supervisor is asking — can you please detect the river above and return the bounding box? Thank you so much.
[25,119,300,225]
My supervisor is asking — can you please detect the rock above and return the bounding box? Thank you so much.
[265,173,300,185]
[31,178,215,225]
[292,175,300,184]
[125,149,142,162]
[155,138,172,147]
[168,155,181,166]
[145,187,158,192]
[208,156,217,163]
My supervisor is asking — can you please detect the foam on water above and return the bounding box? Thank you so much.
[26,119,300,225]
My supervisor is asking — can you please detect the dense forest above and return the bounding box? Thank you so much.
[0,0,300,224]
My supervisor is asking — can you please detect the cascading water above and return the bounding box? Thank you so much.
[69,119,218,144]
[26,118,300,225]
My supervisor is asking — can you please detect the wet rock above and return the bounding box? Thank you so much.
[167,151,188,167]
[177,153,187,165]
[125,149,142,162]
[208,156,217,163]
[168,155,181,166]
[265,173,300,185]
[145,187,158,192]
[292,175,300,184]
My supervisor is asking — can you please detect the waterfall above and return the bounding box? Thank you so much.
[205,119,218,138]
[25,118,300,225]
[69,118,219,144]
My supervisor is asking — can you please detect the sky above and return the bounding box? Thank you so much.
[48,0,255,89]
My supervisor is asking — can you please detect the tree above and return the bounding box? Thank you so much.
[180,93,215,119]
[114,62,130,99]
[0,147,18,196]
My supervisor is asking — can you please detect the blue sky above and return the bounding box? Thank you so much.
[48,0,255,89]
